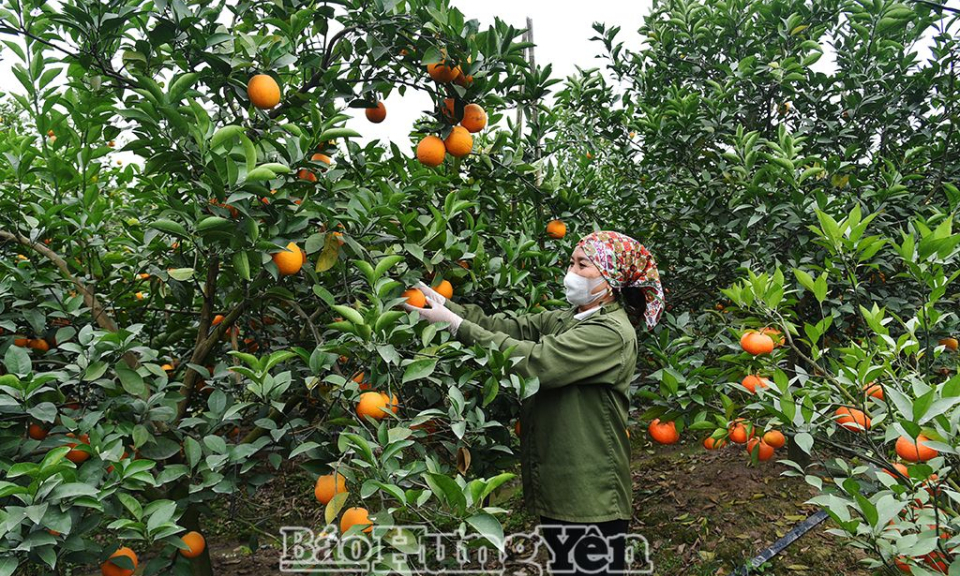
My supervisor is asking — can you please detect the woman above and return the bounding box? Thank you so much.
[402,230,664,575]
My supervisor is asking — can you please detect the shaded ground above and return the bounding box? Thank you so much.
[81,422,873,575]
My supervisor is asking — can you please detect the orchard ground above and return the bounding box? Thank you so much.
[79,416,868,576]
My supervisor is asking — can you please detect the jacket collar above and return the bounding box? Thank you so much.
[571,300,622,320]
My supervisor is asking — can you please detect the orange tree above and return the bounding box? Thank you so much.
[0,0,583,574]
[543,0,960,573]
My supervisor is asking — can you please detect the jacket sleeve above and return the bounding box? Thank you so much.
[445,300,559,341]
[454,317,625,391]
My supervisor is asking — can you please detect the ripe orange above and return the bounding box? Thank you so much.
[728,421,753,444]
[647,419,679,444]
[28,339,50,353]
[212,314,225,326]
[135,292,145,300]
[444,126,473,158]
[138,273,150,280]
[703,436,726,450]
[454,69,473,87]
[740,331,774,355]
[882,462,909,480]
[272,242,303,276]
[442,97,458,121]
[102,546,138,576]
[834,407,871,432]
[939,337,958,351]
[351,372,371,390]
[365,102,387,123]
[741,375,769,394]
[896,434,938,462]
[247,74,281,109]
[460,104,487,133]
[417,135,446,167]
[298,168,317,182]
[762,430,786,449]
[179,531,206,559]
[546,219,566,239]
[340,506,373,533]
[357,392,389,420]
[108,140,115,147]
[28,423,48,440]
[13,337,29,347]
[65,433,91,463]
[311,152,332,166]
[47,129,54,137]
[314,472,348,504]
[403,288,426,308]
[434,280,453,300]
[864,381,884,400]
[161,363,174,372]
[746,438,775,461]
[427,61,458,83]
[514,420,521,437]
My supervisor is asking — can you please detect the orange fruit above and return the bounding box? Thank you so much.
[896,434,938,462]
[434,280,453,300]
[311,152,331,166]
[894,557,912,573]
[746,438,775,461]
[442,97,457,121]
[13,337,29,347]
[834,407,871,432]
[454,68,473,87]
[314,472,348,504]
[135,292,145,300]
[272,242,303,276]
[703,436,726,450]
[460,104,487,133]
[212,314,224,326]
[762,430,786,449]
[351,372,371,390]
[741,375,769,394]
[457,260,470,270]
[102,546,138,576]
[427,61,458,83]
[365,102,387,123]
[161,364,174,372]
[340,506,373,533]
[297,168,317,182]
[138,273,150,280]
[728,421,753,444]
[108,140,115,147]
[740,331,774,355]
[28,423,48,440]
[546,219,566,239]
[357,392,389,420]
[864,381,884,400]
[939,337,958,351]
[179,531,206,559]
[416,135,446,167]
[47,129,54,137]
[48,529,60,536]
[65,433,90,463]
[443,126,473,158]
[402,288,426,308]
[28,339,50,352]
[647,419,679,444]
[247,74,281,109]
[882,462,909,480]
[514,420,521,437]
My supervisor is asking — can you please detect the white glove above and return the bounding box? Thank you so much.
[415,281,446,306]
[402,285,463,334]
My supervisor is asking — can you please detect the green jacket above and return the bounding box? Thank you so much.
[445,299,639,522]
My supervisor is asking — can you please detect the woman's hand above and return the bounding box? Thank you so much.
[401,287,463,334]
[415,281,446,306]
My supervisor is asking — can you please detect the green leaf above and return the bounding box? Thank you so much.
[466,512,505,552]
[116,364,147,398]
[167,268,194,281]
[148,219,188,238]
[210,125,244,149]
[332,305,364,325]
[317,128,362,142]
[233,252,251,281]
[246,167,276,182]
[4,346,31,377]
[196,216,233,234]
[402,359,437,383]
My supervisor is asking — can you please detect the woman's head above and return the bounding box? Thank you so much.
[572,231,665,330]
[565,246,615,307]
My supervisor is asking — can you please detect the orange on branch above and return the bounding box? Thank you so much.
[28,423,48,440]
[434,280,453,300]
[740,331,774,355]
[357,392,388,420]
[272,242,304,276]
[647,419,679,444]
[402,288,426,308]
[179,531,206,559]
[340,507,373,533]
[762,430,786,449]
[416,135,446,167]
[247,74,281,109]
[365,102,387,123]
[896,434,938,462]
[834,407,871,432]
[546,219,567,239]
[703,436,726,450]
[741,375,769,394]
[427,61,458,83]
[746,438,775,461]
[101,547,138,576]
[444,126,473,158]
[298,168,317,182]
[460,104,487,133]
[314,472,348,504]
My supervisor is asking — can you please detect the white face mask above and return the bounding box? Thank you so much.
[563,270,609,307]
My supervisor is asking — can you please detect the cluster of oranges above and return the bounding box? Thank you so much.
[100,531,205,576]
[12,336,51,353]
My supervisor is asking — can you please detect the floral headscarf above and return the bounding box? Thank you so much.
[576,231,665,330]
